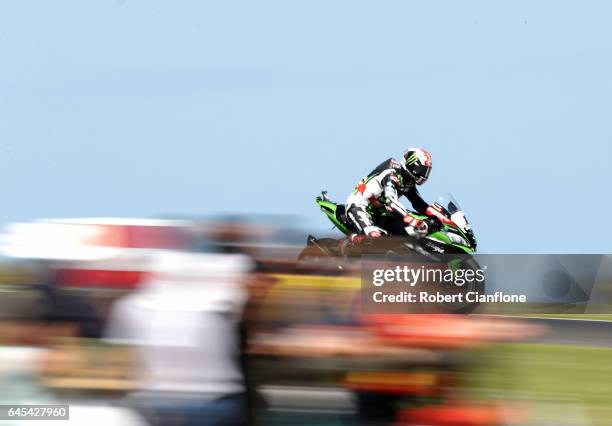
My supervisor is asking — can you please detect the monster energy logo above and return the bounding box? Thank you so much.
[406,153,419,165]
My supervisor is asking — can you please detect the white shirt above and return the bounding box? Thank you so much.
[105,251,250,397]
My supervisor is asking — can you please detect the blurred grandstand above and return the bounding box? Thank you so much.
[0,216,601,425]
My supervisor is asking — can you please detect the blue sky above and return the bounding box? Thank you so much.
[1,1,611,252]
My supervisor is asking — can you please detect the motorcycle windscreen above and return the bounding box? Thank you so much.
[436,193,470,231]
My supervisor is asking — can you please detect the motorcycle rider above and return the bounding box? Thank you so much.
[345,147,435,244]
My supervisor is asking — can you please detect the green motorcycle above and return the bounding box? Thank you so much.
[301,191,482,313]
[304,191,477,258]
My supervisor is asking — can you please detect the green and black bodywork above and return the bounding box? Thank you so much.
[314,191,476,255]
[316,193,351,236]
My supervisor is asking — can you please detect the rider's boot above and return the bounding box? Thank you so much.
[341,231,383,257]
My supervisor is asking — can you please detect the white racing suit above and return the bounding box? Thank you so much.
[345,158,429,238]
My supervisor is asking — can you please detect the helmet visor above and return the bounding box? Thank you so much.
[413,164,431,185]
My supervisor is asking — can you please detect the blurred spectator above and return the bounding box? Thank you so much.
[41,265,104,339]
[105,250,251,426]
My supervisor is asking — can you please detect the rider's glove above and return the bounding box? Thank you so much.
[425,205,449,222]
[402,215,428,238]
[425,205,452,232]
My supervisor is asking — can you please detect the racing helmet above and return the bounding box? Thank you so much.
[403,147,432,185]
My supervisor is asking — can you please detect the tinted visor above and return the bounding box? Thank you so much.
[413,164,431,185]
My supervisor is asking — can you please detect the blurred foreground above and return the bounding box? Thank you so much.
[0,217,606,425]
